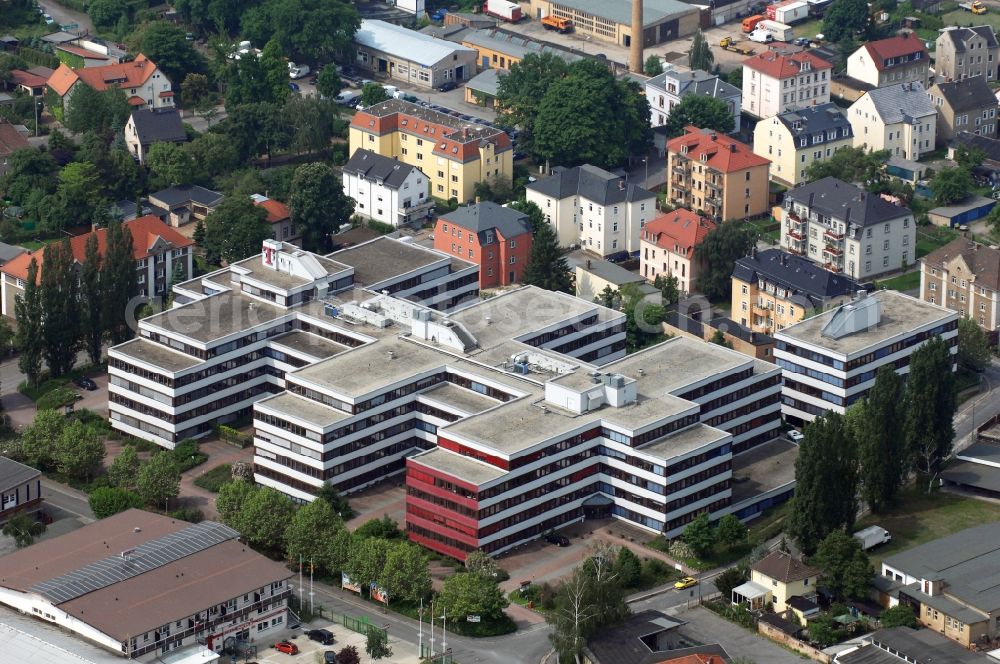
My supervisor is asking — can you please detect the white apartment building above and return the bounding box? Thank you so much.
[107,237,479,448]
[525,164,656,257]
[779,176,917,280]
[775,290,958,422]
[646,63,742,132]
[342,148,432,227]
[848,82,937,160]
[741,50,833,118]
[0,510,292,661]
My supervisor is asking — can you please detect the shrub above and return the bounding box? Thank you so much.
[354,515,402,539]
[36,386,78,411]
[89,486,143,519]
[667,539,695,560]
[193,464,232,492]
[169,507,204,523]
[172,438,207,472]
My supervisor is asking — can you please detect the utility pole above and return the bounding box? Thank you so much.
[441,607,447,656]
[418,598,423,657]
[309,559,314,614]
[429,600,435,657]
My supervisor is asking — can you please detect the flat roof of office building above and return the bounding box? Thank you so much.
[775,290,956,356]
[408,446,507,486]
[143,291,288,343]
[730,438,799,503]
[635,424,730,461]
[417,382,501,415]
[270,330,349,360]
[605,336,754,395]
[330,237,453,286]
[256,392,350,428]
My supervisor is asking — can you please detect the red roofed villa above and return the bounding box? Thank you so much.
[741,50,833,117]
[47,54,174,118]
[640,208,716,295]
[665,126,771,222]
[251,194,299,244]
[847,32,930,89]
[0,215,193,317]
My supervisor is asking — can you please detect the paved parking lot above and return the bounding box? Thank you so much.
[255,621,422,664]
[668,606,810,664]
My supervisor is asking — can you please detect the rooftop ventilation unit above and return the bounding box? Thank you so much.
[821,293,881,340]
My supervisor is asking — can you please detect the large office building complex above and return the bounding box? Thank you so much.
[774,290,958,422]
[107,237,478,448]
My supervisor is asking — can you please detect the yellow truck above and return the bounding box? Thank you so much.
[720,36,756,55]
[960,1,987,14]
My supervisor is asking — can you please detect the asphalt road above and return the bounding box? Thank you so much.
[953,358,1000,454]
[41,476,95,522]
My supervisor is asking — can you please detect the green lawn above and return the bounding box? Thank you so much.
[854,486,1000,568]
[917,226,959,258]
[942,9,1000,34]
[875,271,920,292]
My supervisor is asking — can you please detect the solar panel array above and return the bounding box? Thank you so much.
[30,521,239,605]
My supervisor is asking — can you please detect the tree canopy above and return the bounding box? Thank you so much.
[289,162,355,252]
[695,221,757,300]
[664,95,733,138]
[496,53,570,157]
[957,316,991,372]
[202,195,271,264]
[822,0,871,43]
[805,146,889,188]
[852,367,905,513]
[812,530,873,600]
[131,21,206,85]
[688,30,714,71]
[931,166,974,206]
[903,337,957,482]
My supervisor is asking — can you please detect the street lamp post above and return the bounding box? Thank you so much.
[643,157,649,186]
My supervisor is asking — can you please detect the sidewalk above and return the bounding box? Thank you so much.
[178,438,254,519]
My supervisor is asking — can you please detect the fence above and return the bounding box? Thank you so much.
[421,645,456,663]
[757,620,831,663]
[215,424,252,448]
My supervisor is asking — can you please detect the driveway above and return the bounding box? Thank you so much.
[667,605,810,664]
[176,438,253,520]
[39,0,94,33]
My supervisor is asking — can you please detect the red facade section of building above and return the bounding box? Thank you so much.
[433,202,533,289]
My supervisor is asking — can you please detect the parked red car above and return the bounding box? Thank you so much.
[273,641,299,655]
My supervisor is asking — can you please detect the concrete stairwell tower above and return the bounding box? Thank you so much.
[630,0,643,73]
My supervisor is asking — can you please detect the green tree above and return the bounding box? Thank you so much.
[533,60,651,169]
[596,285,618,309]
[20,409,64,471]
[202,195,271,264]
[316,481,353,518]
[89,486,143,518]
[360,82,389,107]
[614,546,642,588]
[237,486,295,550]
[496,53,570,156]
[216,479,258,524]
[378,541,431,604]
[65,86,130,136]
[957,316,991,372]
[904,337,957,485]
[2,513,44,548]
[316,65,343,99]
[714,564,749,600]
[284,498,345,573]
[290,162,355,252]
[880,604,918,628]
[49,162,102,234]
[695,221,758,300]
[14,258,42,387]
[335,645,360,664]
[812,530,873,600]
[365,626,392,661]
[103,218,138,345]
[653,274,679,305]
[688,30,714,71]
[345,536,391,587]
[40,240,80,377]
[87,0,129,29]
[55,420,105,482]
[716,514,746,546]
[147,142,195,187]
[437,571,509,622]
[805,147,889,187]
[522,216,572,292]
[644,55,663,76]
[465,550,501,579]
[853,367,905,513]
[353,514,402,539]
[184,132,240,183]
[709,328,734,349]
[931,166,973,206]
[259,38,291,105]
[224,55,272,107]
[807,613,845,647]
[620,282,666,351]
[80,233,104,366]
[683,512,715,557]
[136,452,181,510]
[181,72,211,110]
[664,95,733,139]
[132,21,205,86]
[285,95,339,155]
[726,68,742,89]
[108,446,140,490]
[822,0,870,43]
[954,144,987,172]
[0,148,57,203]
[241,0,361,63]
[787,412,859,555]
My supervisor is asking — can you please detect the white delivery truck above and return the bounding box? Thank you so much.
[759,19,794,41]
[774,1,810,24]
[853,526,892,551]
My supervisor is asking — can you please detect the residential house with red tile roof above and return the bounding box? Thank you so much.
[640,208,716,295]
[665,126,771,222]
[46,54,173,119]
[741,49,832,118]
[847,33,930,89]
[251,194,299,244]
[0,120,30,177]
[6,69,49,97]
[0,215,193,317]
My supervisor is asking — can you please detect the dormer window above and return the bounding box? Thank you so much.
[681,145,688,155]
[801,60,811,72]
